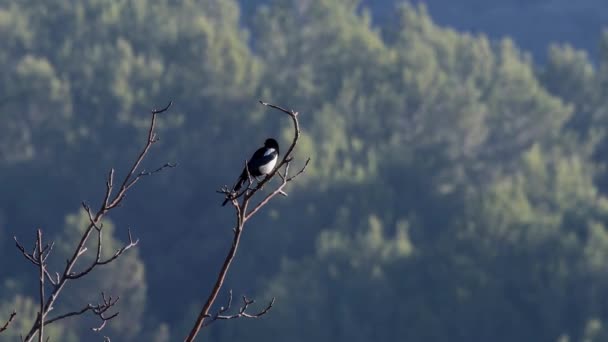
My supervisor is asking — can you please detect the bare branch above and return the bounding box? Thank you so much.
[286,157,310,181]
[43,269,58,287]
[185,213,245,341]
[97,229,139,265]
[66,224,139,280]
[135,162,177,178]
[186,101,308,341]
[202,291,275,328]
[16,101,174,342]
[45,292,120,332]
[245,158,310,221]
[152,101,173,115]
[217,182,253,206]
[82,202,102,231]
[40,242,55,264]
[244,161,254,192]
[219,160,256,205]
[37,230,45,342]
[258,101,297,116]
[0,311,16,334]
[104,168,115,208]
[14,237,40,266]
[107,101,173,209]
[45,306,91,325]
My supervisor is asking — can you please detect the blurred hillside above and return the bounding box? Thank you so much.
[1,1,608,341]
[242,0,608,59]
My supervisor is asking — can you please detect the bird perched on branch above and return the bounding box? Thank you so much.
[222,138,280,206]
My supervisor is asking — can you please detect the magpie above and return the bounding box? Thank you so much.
[222,138,280,206]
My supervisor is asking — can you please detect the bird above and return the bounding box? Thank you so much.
[222,138,280,206]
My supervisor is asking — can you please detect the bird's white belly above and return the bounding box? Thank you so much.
[259,157,277,175]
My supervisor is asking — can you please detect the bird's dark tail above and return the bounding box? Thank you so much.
[221,169,247,206]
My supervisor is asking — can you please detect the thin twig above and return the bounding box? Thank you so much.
[245,158,310,221]
[0,311,16,333]
[136,162,178,177]
[97,229,139,265]
[45,292,119,331]
[37,230,45,342]
[14,237,39,266]
[16,101,174,342]
[202,290,275,328]
[66,223,139,279]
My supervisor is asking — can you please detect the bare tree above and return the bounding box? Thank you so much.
[13,102,175,342]
[185,101,309,341]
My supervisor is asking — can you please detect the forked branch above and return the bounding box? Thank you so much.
[14,101,174,342]
[186,101,309,341]
[45,292,120,332]
[202,290,275,328]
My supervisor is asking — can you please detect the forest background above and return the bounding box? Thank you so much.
[2,0,608,341]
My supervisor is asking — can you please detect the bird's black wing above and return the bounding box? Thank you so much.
[247,147,278,173]
[222,147,266,206]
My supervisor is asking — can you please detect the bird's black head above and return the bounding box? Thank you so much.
[264,138,279,152]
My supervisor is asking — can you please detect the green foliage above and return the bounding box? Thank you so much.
[1,0,608,341]
[212,216,414,342]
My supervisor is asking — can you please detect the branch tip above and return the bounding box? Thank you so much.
[152,101,173,115]
[0,311,17,334]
